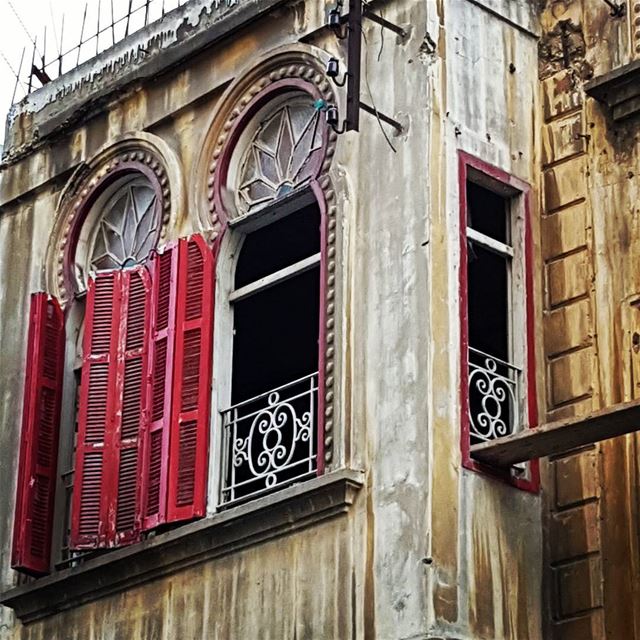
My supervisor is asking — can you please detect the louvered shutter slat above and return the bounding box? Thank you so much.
[12,293,65,576]
[114,268,151,545]
[167,235,214,522]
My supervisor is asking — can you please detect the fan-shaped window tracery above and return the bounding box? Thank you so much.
[236,98,323,214]
[74,175,161,291]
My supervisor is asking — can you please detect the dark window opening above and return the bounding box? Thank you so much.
[467,243,509,362]
[231,268,320,403]
[234,202,320,288]
[467,182,508,243]
[223,202,322,504]
[466,184,517,445]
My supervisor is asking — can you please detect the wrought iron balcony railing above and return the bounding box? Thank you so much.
[468,347,522,444]
[220,373,318,505]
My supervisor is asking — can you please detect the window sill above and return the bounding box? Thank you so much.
[1,469,364,624]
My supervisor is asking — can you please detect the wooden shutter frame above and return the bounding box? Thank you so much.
[114,267,152,545]
[12,293,65,576]
[71,267,151,550]
[72,271,121,549]
[141,243,179,529]
[166,235,214,522]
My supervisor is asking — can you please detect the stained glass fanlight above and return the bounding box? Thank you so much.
[75,175,161,290]
[236,97,323,214]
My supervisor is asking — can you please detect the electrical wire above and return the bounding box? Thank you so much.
[7,0,42,58]
[360,25,397,153]
[0,49,27,92]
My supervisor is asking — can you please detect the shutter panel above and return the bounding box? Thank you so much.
[71,272,120,549]
[12,293,65,576]
[71,267,151,549]
[141,244,178,529]
[166,235,214,522]
[115,267,152,545]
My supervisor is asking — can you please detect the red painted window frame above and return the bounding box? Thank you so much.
[458,151,539,492]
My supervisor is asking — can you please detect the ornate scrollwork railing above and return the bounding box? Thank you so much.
[468,347,522,443]
[220,373,318,505]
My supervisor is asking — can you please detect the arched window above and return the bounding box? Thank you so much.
[74,174,161,291]
[214,88,330,506]
[12,140,216,577]
[57,171,163,563]
[234,96,323,214]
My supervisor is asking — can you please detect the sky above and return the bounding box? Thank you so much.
[0,0,183,145]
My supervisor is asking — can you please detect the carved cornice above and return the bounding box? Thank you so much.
[585,59,640,122]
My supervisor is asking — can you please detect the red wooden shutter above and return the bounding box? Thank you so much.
[115,267,152,545]
[141,244,178,529]
[12,293,65,576]
[166,235,214,522]
[71,271,119,549]
[71,267,151,550]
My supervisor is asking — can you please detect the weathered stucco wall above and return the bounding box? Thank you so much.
[426,1,543,638]
[0,1,545,638]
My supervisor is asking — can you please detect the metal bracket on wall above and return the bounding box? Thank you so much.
[325,0,405,136]
[600,0,626,17]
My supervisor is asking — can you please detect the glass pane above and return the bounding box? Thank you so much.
[467,182,508,244]
[236,98,324,214]
[256,148,280,185]
[234,202,321,288]
[467,242,509,361]
[89,178,160,272]
[276,110,294,178]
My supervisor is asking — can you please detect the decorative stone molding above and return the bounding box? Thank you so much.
[45,132,184,305]
[632,2,640,57]
[193,45,338,235]
[317,178,338,467]
[194,45,342,469]
[0,469,363,623]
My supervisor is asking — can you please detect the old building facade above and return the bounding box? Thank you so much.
[0,0,639,638]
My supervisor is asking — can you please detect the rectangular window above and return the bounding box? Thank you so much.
[458,152,538,490]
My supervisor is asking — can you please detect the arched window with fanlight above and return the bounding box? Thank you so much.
[221,192,322,504]
[211,88,332,507]
[57,170,164,563]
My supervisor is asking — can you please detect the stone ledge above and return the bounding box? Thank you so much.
[0,469,363,624]
[585,60,640,122]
